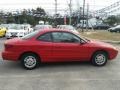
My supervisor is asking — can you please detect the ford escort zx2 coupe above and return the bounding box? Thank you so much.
[2,29,118,69]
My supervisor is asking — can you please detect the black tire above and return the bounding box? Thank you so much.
[21,53,40,70]
[91,51,108,66]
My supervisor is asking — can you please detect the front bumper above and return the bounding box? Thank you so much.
[109,49,118,60]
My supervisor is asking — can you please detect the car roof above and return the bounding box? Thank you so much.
[28,28,79,40]
[38,28,74,34]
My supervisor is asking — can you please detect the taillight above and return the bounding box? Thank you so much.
[5,44,13,49]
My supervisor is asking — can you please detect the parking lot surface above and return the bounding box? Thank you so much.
[0,37,120,90]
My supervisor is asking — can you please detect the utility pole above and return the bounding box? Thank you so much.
[55,0,57,15]
[64,10,67,25]
[86,3,89,30]
[55,0,57,26]
[80,7,82,20]
[82,0,85,32]
[67,0,72,25]
[69,0,72,25]
[77,7,82,25]
[76,0,80,25]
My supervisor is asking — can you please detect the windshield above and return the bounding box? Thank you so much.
[59,25,75,30]
[34,25,45,30]
[34,25,51,30]
[65,26,74,30]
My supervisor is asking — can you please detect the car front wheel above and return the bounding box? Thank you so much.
[92,51,108,66]
[21,53,39,70]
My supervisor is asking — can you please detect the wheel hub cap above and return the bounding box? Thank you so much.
[95,54,106,65]
[24,56,36,68]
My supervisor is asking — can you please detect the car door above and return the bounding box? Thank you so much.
[51,31,87,62]
[37,32,53,62]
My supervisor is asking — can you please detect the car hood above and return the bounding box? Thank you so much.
[88,40,116,49]
[7,29,26,33]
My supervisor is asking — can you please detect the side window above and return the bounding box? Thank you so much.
[52,32,80,43]
[37,33,52,42]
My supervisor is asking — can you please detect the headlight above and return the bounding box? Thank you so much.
[113,46,117,50]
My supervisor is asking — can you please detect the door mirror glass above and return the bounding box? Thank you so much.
[80,39,86,44]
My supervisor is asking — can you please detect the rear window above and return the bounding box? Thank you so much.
[21,30,39,39]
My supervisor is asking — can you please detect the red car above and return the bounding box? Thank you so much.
[2,29,118,69]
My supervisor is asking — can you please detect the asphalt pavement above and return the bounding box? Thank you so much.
[0,37,120,90]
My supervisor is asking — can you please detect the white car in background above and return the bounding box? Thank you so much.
[6,24,33,39]
[34,25,52,31]
[57,25,79,34]
[108,25,120,32]
[22,24,33,33]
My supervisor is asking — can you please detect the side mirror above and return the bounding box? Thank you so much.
[80,39,86,44]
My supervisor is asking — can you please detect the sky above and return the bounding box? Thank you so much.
[0,0,118,14]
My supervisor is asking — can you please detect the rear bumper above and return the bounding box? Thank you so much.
[2,51,20,61]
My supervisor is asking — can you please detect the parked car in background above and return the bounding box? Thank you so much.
[57,25,79,34]
[93,24,110,30]
[21,24,33,33]
[6,24,33,39]
[2,29,118,69]
[0,24,11,29]
[108,25,120,33]
[34,25,52,31]
[0,27,7,37]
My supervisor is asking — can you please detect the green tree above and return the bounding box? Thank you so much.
[6,13,15,23]
[103,15,118,26]
[16,8,46,25]
[0,11,5,24]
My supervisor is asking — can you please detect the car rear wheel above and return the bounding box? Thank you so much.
[21,53,39,70]
[91,51,108,66]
